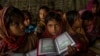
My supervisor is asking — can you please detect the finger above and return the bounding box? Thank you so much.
[68,45,73,55]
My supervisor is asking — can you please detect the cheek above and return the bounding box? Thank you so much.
[56,26,60,32]
[10,27,18,35]
[92,7,96,13]
[75,21,81,27]
[24,20,30,26]
[9,27,24,36]
[47,27,53,33]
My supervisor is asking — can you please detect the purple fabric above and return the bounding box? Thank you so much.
[87,0,94,11]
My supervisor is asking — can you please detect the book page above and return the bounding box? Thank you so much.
[9,53,26,56]
[38,38,57,55]
[55,32,75,54]
[26,49,37,56]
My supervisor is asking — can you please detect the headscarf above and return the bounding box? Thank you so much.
[87,0,94,11]
[0,6,24,52]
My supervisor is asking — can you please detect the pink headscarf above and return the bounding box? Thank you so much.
[0,7,24,53]
[79,0,95,15]
[87,0,94,11]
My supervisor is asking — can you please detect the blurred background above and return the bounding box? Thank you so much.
[0,0,99,23]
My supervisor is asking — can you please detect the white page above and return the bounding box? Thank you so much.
[9,53,26,56]
[55,32,75,54]
[26,49,37,56]
[38,38,57,55]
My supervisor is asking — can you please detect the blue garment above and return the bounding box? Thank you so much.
[25,24,36,33]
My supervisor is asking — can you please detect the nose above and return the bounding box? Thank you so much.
[52,25,56,32]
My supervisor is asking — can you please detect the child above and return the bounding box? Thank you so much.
[81,10,100,55]
[36,6,49,37]
[79,0,99,16]
[0,6,26,55]
[66,10,89,55]
[39,12,77,56]
[81,10,97,44]
[0,6,37,55]
[22,10,36,33]
[87,0,99,14]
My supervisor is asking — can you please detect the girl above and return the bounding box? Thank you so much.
[22,10,36,33]
[39,12,77,56]
[0,6,25,55]
[87,0,99,14]
[36,6,49,37]
[79,0,99,16]
[0,6,37,55]
[81,10,100,55]
[65,10,89,55]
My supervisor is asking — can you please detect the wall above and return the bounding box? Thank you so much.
[0,0,89,23]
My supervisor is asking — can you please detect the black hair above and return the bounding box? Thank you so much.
[39,6,49,12]
[93,0,99,7]
[0,4,3,10]
[4,6,25,28]
[81,10,94,21]
[66,10,79,27]
[55,9,63,13]
[45,11,62,25]
[21,10,32,21]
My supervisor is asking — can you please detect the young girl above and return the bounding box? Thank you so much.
[0,6,26,55]
[38,12,78,56]
[0,6,37,55]
[65,10,89,55]
[79,0,99,16]
[87,0,99,14]
[36,6,49,37]
[22,10,36,33]
[81,10,100,55]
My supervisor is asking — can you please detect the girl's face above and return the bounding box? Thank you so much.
[39,9,47,21]
[73,14,82,28]
[92,4,97,13]
[24,15,30,27]
[9,21,25,36]
[46,19,61,36]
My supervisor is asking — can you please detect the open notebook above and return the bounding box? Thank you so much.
[38,32,76,56]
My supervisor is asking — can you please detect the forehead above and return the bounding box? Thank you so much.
[47,19,59,24]
[11,14,24,23]
[39,9,47,12]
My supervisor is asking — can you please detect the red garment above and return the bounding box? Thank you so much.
[0,7,24,52]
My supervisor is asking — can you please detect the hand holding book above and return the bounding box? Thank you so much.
[38,32,76,56]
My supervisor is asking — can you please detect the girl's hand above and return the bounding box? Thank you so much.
[67,45,77,56]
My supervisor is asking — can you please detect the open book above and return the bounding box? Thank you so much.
[38,32,76,56]
[9,49,37,56]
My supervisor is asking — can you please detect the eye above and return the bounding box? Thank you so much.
[12,22,19,26]
[48,24,52,27]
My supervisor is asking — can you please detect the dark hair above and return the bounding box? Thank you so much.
[0,4,3,10]
[4,6,25,28]
[93,0,99,7]
[21,10,32,21]
[81,10,94,21]
[45,11,62,25]
[66,10,79,27]
[39,6,49,12]
[55,9,63,13]
[55,9,63,15]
